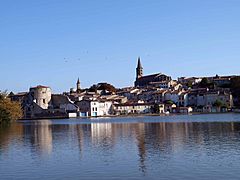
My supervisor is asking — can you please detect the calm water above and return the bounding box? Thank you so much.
[1,114,240,180]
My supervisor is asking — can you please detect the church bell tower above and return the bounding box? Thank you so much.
[136,57,143,79]
[76,78,81,93]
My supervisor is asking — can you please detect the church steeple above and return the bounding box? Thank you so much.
[136,57,143,79]
[76,78,81,92]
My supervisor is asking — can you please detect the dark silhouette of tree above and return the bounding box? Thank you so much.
[198,78,215,89]
[213,100,223,107]
[231,77,240,107]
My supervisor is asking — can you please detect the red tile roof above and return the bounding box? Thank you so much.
[31,85,50,89]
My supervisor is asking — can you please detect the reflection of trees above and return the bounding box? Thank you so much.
[0,123,23,153]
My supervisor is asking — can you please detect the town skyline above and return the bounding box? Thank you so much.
[2,56,240,93]
[1,1,240,93]
[2,2,240,180]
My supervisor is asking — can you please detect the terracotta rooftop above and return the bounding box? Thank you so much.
[31,85,50,89]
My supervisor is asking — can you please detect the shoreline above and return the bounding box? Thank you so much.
[18,111,237,121]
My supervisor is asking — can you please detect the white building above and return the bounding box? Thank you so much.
[76,99,113,117]
[164,90,181,105]
[178,77,202,85]
[178,92,189,107]
[114,102,153,115]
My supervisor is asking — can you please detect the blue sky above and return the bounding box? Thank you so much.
[0,0,240,93]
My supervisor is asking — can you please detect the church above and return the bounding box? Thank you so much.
[134,57,172,87]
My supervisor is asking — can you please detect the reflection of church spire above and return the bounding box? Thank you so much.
[135,123,147,174]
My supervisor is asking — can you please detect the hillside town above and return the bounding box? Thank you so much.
[8,57,240,119]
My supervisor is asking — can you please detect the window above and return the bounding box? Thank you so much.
[95,107,97,111]
[43,99,46,104]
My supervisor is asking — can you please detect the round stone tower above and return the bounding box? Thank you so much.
[30,85,52,109]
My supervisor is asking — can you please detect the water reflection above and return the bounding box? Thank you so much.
[0,123,23,153]
[1,117,240,179]
[91,123,115,150]
[23,121,53,155]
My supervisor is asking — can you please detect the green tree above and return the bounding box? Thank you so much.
[212,99,224,112]
[213,100,223,107]
[0,91,23,124]
[164,100,174,105]
[198,78,215,89]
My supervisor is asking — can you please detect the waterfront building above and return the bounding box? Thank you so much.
[29,85,52,110]
[114,101,153,115]
[51,94,79,117]
[164,103,177,113]
[172,106,193,113]
[26,85,52,118]
[187,88,233,112]
[204,90,233,108]
[76,98,113,117]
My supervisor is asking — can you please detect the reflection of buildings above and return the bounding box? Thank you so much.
[76,124,85,156]
[24,120,53,155]
[91,123,114,148]
[2,118,240,175]
[34,121,53,155]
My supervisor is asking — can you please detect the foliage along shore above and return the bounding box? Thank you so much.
[0,91,22,125]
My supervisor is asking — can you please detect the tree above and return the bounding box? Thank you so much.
[164,100,174,105]
[151,103,160,113]
[89,83,116,94]
[0,91,23,124]
[199,78,209,87]
[0,107,11,123]
[231,77,240,107]
[213,100,223,107]
[186,81,193,88]
[212,99,224,112]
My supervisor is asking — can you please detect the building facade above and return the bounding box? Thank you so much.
[134,57,172,87]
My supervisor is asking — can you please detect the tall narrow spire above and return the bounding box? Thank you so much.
[136,57,143,79]
[76,78,81,92]
[137,57,142,69]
